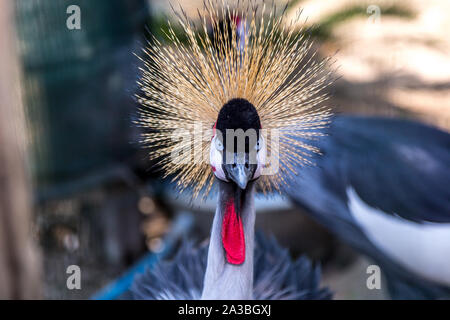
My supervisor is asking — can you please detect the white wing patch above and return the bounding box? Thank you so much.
[347,187,450,286]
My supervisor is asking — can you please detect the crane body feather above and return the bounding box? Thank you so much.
[284,115,450,299]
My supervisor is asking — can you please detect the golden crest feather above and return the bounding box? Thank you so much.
[136,0,334,197]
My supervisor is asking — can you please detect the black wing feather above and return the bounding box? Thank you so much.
[286,115,450,223]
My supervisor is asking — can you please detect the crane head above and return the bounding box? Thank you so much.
[210,98,265,190]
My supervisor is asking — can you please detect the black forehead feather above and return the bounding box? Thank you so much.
[216,98,261,133]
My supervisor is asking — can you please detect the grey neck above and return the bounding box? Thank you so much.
[201,181,256,300]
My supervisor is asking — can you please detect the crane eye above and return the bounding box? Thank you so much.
[255,138,262,151]
[215,137,224,151]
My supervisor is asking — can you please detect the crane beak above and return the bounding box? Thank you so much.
[223,162,256,190]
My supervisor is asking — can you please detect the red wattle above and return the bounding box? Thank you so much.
[222,199,245,265]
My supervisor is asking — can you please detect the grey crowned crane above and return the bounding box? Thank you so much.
[131,99,331,300]
[131,0,334,300]
[283,115,450,299]
[132,0,450,300]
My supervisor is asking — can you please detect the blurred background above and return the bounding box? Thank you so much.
[1,0,449,299]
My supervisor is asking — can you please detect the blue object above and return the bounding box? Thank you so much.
[91,212,194,300]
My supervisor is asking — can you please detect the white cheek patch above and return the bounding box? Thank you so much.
[210,136,228,181]
[253,136,266,179]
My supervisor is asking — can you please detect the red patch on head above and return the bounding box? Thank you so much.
[222,199,245,265]
[212,121,217,140]
[211,165,216,172]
